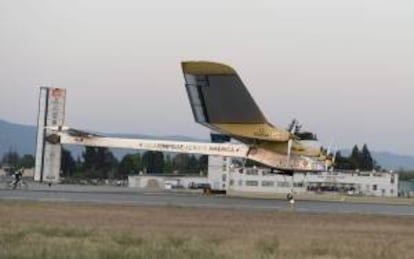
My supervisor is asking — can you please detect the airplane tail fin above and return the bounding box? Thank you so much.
[181,61,291,142]
[182,61,267,127]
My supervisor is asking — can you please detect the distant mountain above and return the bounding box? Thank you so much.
[340,149,414,171]
[1,119,414,170]
[371,152,414,171]
[0,119,36,158]
[0,119,205,160]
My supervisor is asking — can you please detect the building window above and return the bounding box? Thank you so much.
[238,180,243,186]
[261,181,274,187]
[222,174,227,182]
[246,168,259,175]
[229,179,234,186]
[246,180,258,187]
[372,184,377,191]
[277,181,291,187]
[293,182,304,188]
[262,169,272,175]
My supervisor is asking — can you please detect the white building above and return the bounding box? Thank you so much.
[128,174,207,190]
[128,156,399,198]
[208,156,399,197]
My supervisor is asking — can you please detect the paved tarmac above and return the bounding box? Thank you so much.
[1,183,413,216]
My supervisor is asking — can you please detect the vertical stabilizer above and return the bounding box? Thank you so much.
[181,61,290,142]
[182,61,267,125]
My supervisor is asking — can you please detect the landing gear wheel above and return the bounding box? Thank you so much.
[287,192,295,205]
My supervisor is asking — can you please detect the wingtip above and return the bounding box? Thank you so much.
[181,61,236,75]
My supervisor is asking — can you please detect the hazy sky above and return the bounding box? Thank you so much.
[0,0,413,155]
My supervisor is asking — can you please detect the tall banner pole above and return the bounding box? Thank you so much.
[34,87,66,183]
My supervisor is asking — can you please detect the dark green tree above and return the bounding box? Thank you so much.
[287,119,317,140]
[173,153,190,173]
[333,145,379,171]
[334,151,354,170]
[142,151,164,174]
[350,145,361,170]
[1,150,20,168]
[287,119,300,133]
[119,153,142,178]
[19,154,35,168]
[163,154,173,174]
[61,148,76,177]
[360,144,374,171]
[82,146,118,178]
[187,155,199,174]
[198,155,209,175]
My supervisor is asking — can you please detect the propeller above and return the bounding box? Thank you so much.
[324,142,333,171]
[287,120,297,166]
[324,142,338,171]
[331,144,338,170]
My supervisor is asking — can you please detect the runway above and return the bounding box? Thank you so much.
[1,183,413,216]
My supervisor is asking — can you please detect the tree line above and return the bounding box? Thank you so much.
[333,144,379,171]
[61,147,208,179]
[0,143,382,179]
[0,150,35,170]
[0,147,208,179]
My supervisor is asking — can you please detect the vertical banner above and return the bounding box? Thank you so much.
[34,87,66,182]
[34,88,48,181]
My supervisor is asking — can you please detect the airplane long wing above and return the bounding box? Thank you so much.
[66,128,101,138]
[182,61,290,142]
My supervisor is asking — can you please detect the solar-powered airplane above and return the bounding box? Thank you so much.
[182,61,327,170]
[35,61,328,183]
